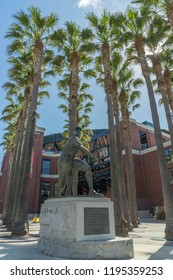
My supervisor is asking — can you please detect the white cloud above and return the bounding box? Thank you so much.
[77,0,102,9]
[76,0,132,14]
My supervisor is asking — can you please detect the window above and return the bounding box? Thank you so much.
[40,182,51,203]
[168,168,173,182]
[139,131,148,150]
[54,182,61,197]
[42,159,50,174]
[98,145,109,161]
[164,148,173,163]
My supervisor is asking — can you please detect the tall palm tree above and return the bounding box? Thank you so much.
[95,52,133,232]
[118,65,144,227]
[1,51,34,229]
[4,6,59,235]
[2,53,51,230]
[52,21,96,136]
[3,48,50,228]
[52,21,96,195]
[121,7,173,240]
[86,10,127,236]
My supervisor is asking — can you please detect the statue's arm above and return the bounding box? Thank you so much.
[79,145,98,161]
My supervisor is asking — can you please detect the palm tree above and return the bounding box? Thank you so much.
[86,10,127,236]
[121,7,173,240]
[118,65,144,228]
[132,0,173,30]
[145,15,173,152]
[95,52,133,232]
[1,51,34,228]
[52,21,96,136]
[3,49,50,228]
[52,21,96,195]
[2,53,51,230]
[4,6,59,235]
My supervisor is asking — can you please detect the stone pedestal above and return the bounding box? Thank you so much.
[38,197,134,259]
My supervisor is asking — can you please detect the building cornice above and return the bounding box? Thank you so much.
[41,174,59,179]
[122,140,171,156]
[140,140,171,155]
[136,122,170,138]
[35,125,45,133]
[42,152,60,157]
[163,140,171,148]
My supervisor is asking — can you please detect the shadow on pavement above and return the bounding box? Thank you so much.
[148,241,173,260]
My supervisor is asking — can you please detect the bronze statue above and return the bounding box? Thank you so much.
[58,127,100,196]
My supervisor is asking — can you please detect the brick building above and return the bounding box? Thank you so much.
[0,119,172,217]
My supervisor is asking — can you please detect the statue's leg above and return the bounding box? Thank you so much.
[73,159,101,196]
[58,167,69,196]
[70,169,78,196]
[65,172,73,195]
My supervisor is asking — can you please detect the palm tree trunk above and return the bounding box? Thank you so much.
[11,40,43,236]
[68,51,79,195]
[163,69,173,114]
[107,93,124,235]
[135,37,173,240]
[152,55,173,151]
[4,99,28,228]
[166,3,173,30]
[12,117,36,235]
[120,90,138,228]
[69,51,79,136]
[112,84,133,231]
[126,113,139,226]
[1,150,13,225]
[101,42,126,236]
[6,88,30,230]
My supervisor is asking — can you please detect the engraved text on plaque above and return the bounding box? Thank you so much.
[84,207,110,235]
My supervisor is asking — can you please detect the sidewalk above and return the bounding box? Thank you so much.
[129,219,173,260]
[0,218,173,260]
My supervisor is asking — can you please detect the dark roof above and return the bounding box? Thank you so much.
[91,129,109,141]
[161,129,170,134]
[142,121,154,128]
[44,133,64,144]
[43,129,109,144]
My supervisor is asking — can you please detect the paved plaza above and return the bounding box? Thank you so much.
[0,218,173,260]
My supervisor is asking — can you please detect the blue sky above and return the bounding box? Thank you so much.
[0,0,167,165]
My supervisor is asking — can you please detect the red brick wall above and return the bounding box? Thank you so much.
[130,122,142,150]
[27,131,44,213]
[133,154,149,210]
[141,150,164,207]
